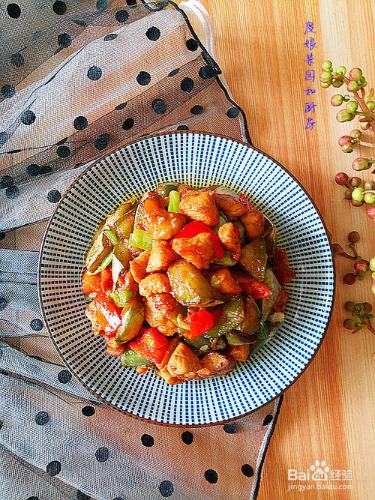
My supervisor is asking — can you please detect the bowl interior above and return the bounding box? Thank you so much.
[39,132,334,425]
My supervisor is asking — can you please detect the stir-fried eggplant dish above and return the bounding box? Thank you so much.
[82,183,294,384]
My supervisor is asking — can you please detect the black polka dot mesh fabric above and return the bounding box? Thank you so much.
[0,1,281,499]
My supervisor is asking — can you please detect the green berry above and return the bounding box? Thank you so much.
[349,68,363,80]
[336,110,354,122]
[331,94,344,106]
[352,187,364,202]
[347,81,359,92]
[360,121,370,130]
[367,101,375,110]
[350,129,362,140]
[352,157,370,171]
[364,180,375,191]
[346,100,358,113]
[320,82,330,88]
[350,176,361,187]
[320,71,332,83]
[336,66,347,75]
[321,60,332,71]
[369,257,375,272]
[364,192,375,204]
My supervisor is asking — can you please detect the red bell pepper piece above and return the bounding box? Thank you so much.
[185,309,216,339]
[273,247,295,284]
[100,267,113,292]
[241,280,272,300]
[82,271,101,295]
[85,291,122,337]
[174,221,224,258]
[129,327,169,365]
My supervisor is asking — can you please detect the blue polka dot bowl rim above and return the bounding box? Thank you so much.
[39,132,335,426]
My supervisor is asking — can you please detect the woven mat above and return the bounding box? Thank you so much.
[0,1,282,499]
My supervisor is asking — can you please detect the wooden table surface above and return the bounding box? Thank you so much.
[194,0,375,498]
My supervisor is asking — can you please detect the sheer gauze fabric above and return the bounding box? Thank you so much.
[0,1,282,499]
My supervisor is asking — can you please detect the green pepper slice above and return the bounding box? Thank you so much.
[239,238,268,281]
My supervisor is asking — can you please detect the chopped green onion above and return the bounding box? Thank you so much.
[109,289,133,307]
[104,229,118,245]
[168,190,180,213]
[129,228,152,251]
[92,250,113,274]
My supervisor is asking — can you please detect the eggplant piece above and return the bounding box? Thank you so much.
[242,296,261,334]
[85,198,136,273]
[261,268,281,320]
[106,197,137,230]
[212,211,228,232]
[114,240,132,267]
[115,297,144,343]
[85,221,113,273]
[142,195,187,240]
[226,330,257,345]
[120,350,153,367]
[239,238,268,281]
[116,209,135,239]
[168,260,223,307]
[156,182,180,197]
[205,296,244,339]
[184,335,212,353]
[233,220,246,244]
[185,334,226,353]
[263,216,276,257]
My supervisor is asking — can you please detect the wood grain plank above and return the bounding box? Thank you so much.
[197,0,375,498]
